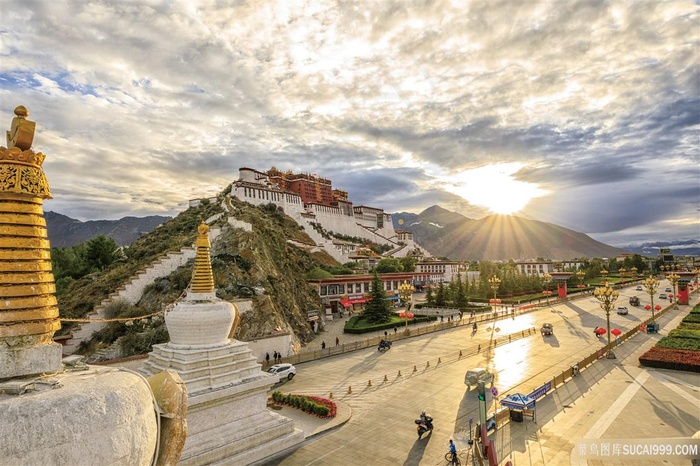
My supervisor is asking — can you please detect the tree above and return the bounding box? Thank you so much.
[51,244,89,280]
[399,256,416,273]
[363,271,392,323]
[374,257,403,273]
[425,286,435,306]
[85,234,124,271]
[454,274,468,307]
[435,282,447,307]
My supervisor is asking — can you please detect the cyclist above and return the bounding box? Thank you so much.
[448,439,458,465]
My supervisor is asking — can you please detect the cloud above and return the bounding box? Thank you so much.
[0,0,697,247]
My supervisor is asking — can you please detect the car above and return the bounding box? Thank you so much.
[616,306,629,315]
[665,287,672,292]
[464,368,494,390]
[629,296,640,306]
[636,285,643,291]
[659,293,668,300]
[541,323,554,335]
[267,363,296,381]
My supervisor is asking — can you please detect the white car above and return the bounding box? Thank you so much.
[659,293,668,300]
[267,363,296,381]
[464,368,494,390]
[636,285,643,291]
[616,306,629,315]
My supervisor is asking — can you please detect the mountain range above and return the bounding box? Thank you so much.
[44,211,171,247]
[392,206,629,260]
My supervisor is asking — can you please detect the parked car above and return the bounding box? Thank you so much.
[464,368,494,390]
[636,285,643,291]
[659,293,668,300]
[629,296,640,306]
[616,306,629,315]
[541,323,554,335]
[267,363,296,381]
[665,287,672,292]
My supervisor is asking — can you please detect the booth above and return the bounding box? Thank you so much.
[500,393,536,423]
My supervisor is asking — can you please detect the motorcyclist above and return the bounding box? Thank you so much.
[419,411,433,429]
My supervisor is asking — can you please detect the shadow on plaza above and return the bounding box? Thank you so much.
[401,431,433,466]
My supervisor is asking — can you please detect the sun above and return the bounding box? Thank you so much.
[441,163,548,215]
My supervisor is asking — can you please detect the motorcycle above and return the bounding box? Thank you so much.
[415,415,434,439]
[378,339,392,351]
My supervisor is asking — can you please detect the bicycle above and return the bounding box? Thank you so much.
[444,451,461,465]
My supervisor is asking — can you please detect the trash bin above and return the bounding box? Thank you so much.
[510,410,523,422]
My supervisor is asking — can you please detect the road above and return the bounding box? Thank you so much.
[263,280,697,465]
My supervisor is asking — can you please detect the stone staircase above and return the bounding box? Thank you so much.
[294,214,348,263]
[62,247,196,355]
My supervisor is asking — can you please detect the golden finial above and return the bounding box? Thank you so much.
[190,222,214,293]
[6,105,36,150]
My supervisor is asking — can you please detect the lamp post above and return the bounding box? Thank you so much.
[593,281,619,358]
[576,270,585,288]
[642,276,660,321]
[542,273,552,303]
[630,267,637,281]
[397,280,415,334]
[600,269,609,284]
[487,276,501,344]
[667,272,680,309]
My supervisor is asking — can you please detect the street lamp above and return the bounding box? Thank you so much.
[667,272,680,309]
[630,267,637,281]
[488,276,501,308]
[397,280,415,333]
[593,281,619,359]
[542,273,552,302]
[642,275,660,321]
[600,269,609,283]
[576,270,585,288]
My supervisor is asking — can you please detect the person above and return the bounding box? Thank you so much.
[448,439,458,465]
[572,364,579,377]
[335,336,339,346]
[384,330,388,338]
[273,351,278,363]
[394,326,398,334]
[594,326,599,335]
[473,322,477,331]
[265,352,270,364]
[321,341,326,349]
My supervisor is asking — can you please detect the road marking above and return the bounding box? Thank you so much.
[583,370,651,439]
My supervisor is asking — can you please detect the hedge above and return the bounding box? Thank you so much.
[343,314,437,334]
[270,391,336,418]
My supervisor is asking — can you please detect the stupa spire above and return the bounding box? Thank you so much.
[190,222,214,294]
[0,106,62,378]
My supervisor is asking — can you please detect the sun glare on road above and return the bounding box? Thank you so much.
[442,163,549,215]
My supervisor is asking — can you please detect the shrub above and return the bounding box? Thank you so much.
[268,392,337,418]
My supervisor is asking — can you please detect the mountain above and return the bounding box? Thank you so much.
[393,206,629,260]
[45,211,171,247]
[617,240,700,257]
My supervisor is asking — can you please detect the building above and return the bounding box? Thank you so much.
[415,260,464,285]
[308,272,419,318]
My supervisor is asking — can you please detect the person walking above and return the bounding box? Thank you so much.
[273,351,278,363]
[335,336,340,346]
[393,326,398,334]
[384,330,388,338]
[265,352,270,365]
[321,341,326,349]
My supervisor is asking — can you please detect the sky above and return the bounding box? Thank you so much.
[1,0,698,248]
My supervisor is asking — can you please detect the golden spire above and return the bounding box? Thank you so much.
[1,106,61,378]
[190,222,214,293]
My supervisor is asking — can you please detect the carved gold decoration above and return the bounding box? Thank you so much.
[190,222,215,293]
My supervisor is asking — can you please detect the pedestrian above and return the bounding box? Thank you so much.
[273,350,277,363]
[265,352,270,365]
[384,330,388,338]
[394,326,398,334]
[440,315,444,322]
[321,341,326,349]
[335,336,340,346]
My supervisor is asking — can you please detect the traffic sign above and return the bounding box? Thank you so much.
[491,386,499,397]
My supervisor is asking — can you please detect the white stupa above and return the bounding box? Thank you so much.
[141,222,303,465]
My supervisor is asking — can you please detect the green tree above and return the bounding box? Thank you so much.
[435,281,447,307]
[363,271,392,323]
[51,244,89,279]
[425,285,435,306]
[306,267,333,279]
[398,256,416,273]
[374,257,403,273]
[454,274,468,307]
[85,234,124,271]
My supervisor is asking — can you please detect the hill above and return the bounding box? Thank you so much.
[393,206,628,260]
[45,211,171,247]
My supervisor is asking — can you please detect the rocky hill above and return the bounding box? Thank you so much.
[392,205,628,260]
[60,196,334,356]
[45,211,171,247]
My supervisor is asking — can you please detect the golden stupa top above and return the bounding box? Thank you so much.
[190,222,214,293]
[1,106,51,199]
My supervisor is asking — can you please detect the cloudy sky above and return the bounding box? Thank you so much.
[2,0,698,247]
